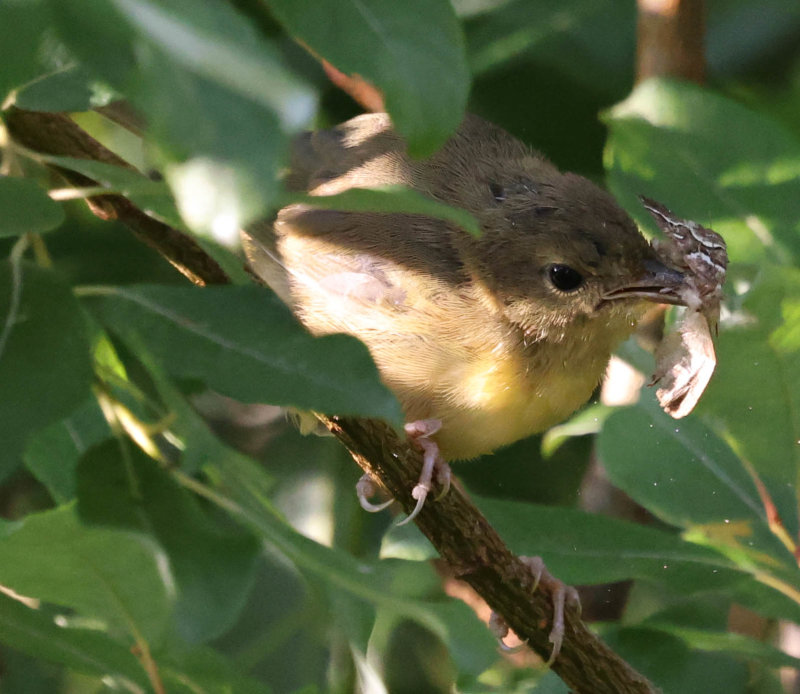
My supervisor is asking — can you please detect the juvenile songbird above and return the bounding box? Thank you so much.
[243,113,685,522]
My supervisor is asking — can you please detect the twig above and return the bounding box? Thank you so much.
[4,108,229,287]
[320,59,385,113]
[324,416,658,694]
[5,108,659,694]
[636,0,706,84]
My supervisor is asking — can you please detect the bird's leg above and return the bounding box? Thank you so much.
[355,418,450,523]
[396,418,450,525]
[490,556,581,665]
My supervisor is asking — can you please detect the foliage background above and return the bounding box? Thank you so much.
[2,0,800,692]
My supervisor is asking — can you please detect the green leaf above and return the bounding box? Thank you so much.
[0,505,174,644]
[0,177,64,237]
[286,185,480,236]
[597,401,800,589]
[540,402,613,457]
[111,0,314,129]
[0,0,50,99]
[24,398,110,504]
[37,154,251,283]
[641,619,800,670]
[160,385,495,676]
[602,627,749,694]
[37,155,180,225]
[700,267,800,495]
[604,78,800,266]
[50,0,312,231]
[81,284,403,425]
[471,496,800,623]
[77,440,260,643]
[158,640,274,694]
[0,592,147,689]
[464,0,634,99]
[268,0,469,156]
[13,66,95,112]
[0,261,93,478]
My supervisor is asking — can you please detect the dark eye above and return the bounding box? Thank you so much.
[548,264,583,292]
[489,182,505,202]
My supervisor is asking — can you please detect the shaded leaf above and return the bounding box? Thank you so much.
[0,177,64,237]
[81,284,403,424]
[0,261,93,478]
[597,401,800,605]
[472,496,800,623]
[286,185,480,236]
[13,66,95,112]
[268,0,469,156]
[642,620,800,670]
[49,0,312,232]
[0,0,50,99]
[700,267,800,502]
[77,440,260,643]
[39,154,251,283]
[0,592,147,689]
[158,382,495,676]
[24,398,110,503]
[464,0,634,100]
[602,627,749,694]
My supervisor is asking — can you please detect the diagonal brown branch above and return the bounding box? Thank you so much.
[4,107,659,694]
[5,108,229,287]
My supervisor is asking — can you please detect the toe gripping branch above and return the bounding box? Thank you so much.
[356,418,451,524]
[491,556,581,665]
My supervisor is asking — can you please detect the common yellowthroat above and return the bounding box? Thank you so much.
[243,113,687,521]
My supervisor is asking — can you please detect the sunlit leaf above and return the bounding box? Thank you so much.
[0,506,174,644]
[604,79,800,265]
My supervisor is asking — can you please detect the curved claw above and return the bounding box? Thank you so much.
[395,482,429,526]
[519,556,581,666]
[489,611,527,653]
[356,474,393,513]
[434,462,451,500]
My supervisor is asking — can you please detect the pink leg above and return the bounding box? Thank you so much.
[490,556,581,665]
[396,419,451,525]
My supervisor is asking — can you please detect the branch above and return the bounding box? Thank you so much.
[4,108,659,694]
[325,416,657,694]
[4,108,229,287]
[636,0,706,84]
[320,59,385,113]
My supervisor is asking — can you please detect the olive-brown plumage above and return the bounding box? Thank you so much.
[244,113,683,459]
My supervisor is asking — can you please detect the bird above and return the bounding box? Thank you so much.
[244,111,686,513]
[242,111,688,662]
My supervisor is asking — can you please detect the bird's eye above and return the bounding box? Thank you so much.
[547,264,583,292]
[489,182,506,202]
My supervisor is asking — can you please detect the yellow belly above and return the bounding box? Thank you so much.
[379,327,620,460]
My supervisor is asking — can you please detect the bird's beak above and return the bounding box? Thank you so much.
[601,259,686,307]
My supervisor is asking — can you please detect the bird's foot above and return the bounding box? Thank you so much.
[396,419,450,525]
[354,418,450,523]
[356,473,393,513]
[490,556,581,665]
